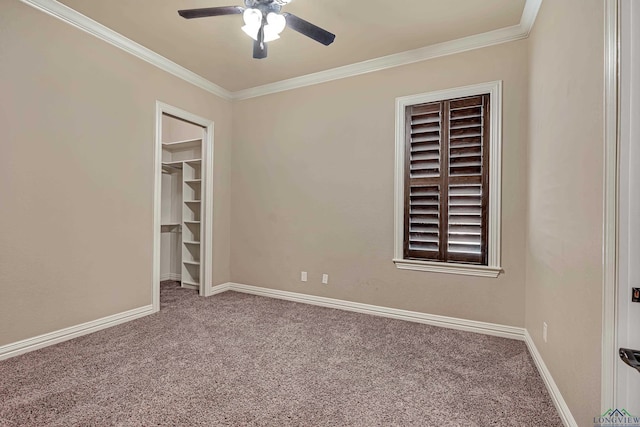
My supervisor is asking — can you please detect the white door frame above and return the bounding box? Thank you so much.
[608,0,640,412]
[152,101,215,311]
[602,0,619,411]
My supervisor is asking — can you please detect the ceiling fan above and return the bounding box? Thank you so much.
[178,0,336,59]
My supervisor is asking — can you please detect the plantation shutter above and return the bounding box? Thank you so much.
[404,94,490,265]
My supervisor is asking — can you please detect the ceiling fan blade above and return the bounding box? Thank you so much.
[178,6,244,19]
[253,27,267,59]
[282,13,335,46]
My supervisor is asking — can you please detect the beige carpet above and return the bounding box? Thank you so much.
[0,281,562,426]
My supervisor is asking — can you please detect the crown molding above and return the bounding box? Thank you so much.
[232,0,543,100]
[521,0,544,37]
[233,26,521,100]
[20,0,542,101]
[18,0,233,100]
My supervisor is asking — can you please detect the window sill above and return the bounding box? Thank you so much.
[392,259,502,278]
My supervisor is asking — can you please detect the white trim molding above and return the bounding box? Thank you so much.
[226,283,579,424]
[393,81,503,277]
[0,305,154,361]
[206,282,233,297]
[223,282,574,426]
[520,0,544,36]
[393,259,501,278]
[2,280,577,427]
[226,282,524,340]
[525,331,578,427]
[18,0,232,100]
[218,282,575,426]
[160,273,182,282]
[232,0,542,100]
[601,0,619,412]
[0,282,522,360]
[19,0,542,101]
[154,102,215,308]
[232,26,524,100]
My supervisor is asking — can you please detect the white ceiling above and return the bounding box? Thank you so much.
[56,0,527,92]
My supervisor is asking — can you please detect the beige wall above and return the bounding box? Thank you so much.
[0,0,232,346]
[526,0,604,424]
[231,40,529,327]
[0,0,610,422]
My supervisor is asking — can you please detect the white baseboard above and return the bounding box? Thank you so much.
[160,273,181,282]
[226,282,525,340]
[205,282,233,297]
[1,280,573,427]
[524,331,577,427]
[227,283,574,425]
[0,305,154,361]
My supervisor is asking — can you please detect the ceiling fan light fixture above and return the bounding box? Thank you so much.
[262,32,280,43]
[241,24,259,41]
[241,8,262,40]
[266,12,286,33]
[178,1,335,59]
[263,12,286,41]
[242,8,262,26]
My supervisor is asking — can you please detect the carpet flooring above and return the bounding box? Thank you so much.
[0,281,562,426]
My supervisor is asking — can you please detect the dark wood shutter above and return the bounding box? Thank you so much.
[404,94,490,265]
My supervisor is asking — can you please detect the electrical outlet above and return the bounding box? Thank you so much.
[543,322,548,343]
[301,271,307,282]
[322,274,329,284]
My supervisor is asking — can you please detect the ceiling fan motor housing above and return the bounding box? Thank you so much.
[244,0,283,15]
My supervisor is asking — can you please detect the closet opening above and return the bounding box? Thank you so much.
[153,103,214,312]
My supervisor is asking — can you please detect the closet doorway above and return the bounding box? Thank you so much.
[152,102,214,311]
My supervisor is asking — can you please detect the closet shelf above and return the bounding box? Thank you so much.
[161,163,180,173]
[160,223,181,233]
[162,138,202,151]
[161,160,202,170]
[160,125,203,293]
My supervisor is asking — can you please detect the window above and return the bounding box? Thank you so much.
[393,82,502,277]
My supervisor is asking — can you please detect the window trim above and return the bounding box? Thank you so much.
[393,81,503,277]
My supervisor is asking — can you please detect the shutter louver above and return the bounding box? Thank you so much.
[448,184,483,256]
[449,97,484,177]
[405,103,442,259]
[409,185,440,252]
[409,104,441,179]
[404,94,489,265]
[447,95,488,264]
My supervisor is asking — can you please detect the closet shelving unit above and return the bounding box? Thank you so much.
[161,138,203,291]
